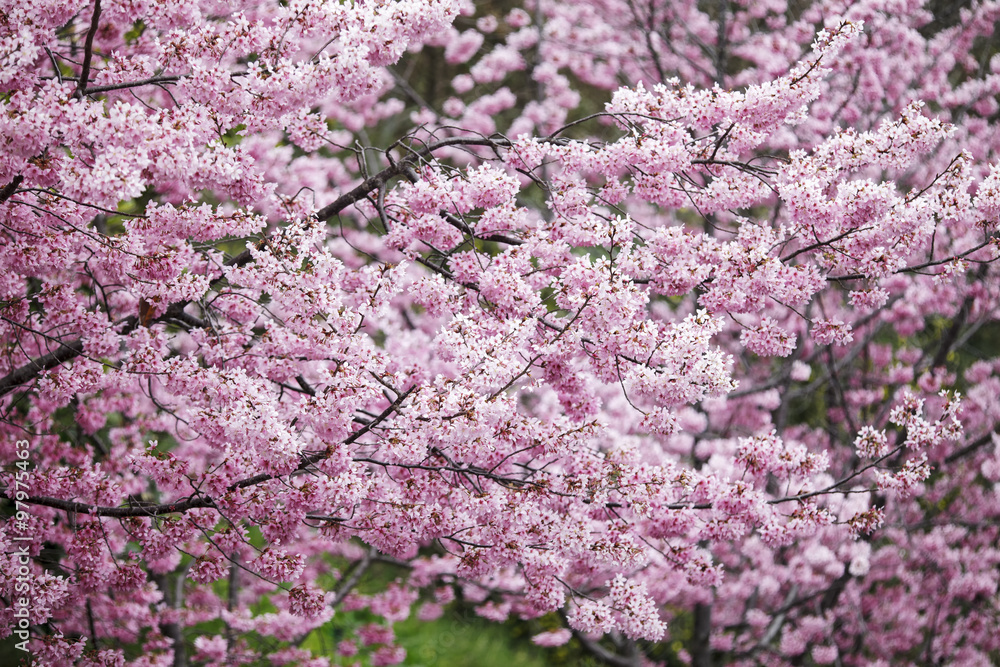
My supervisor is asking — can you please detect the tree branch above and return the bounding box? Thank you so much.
[571,629,637,667]
[84,75,180,95]
[0,338,84,398]
[944,428,998,464]
[76,0,103,98]
[23,494,216,518]
[314,136,507,222]
[692,602,713,667]
[0,175,23,204]
[0,285,207,399]
[20,386,416,518]
[330,547,374,608]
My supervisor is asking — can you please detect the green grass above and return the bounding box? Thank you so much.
[298,603,554,667]
[394,610,551,667]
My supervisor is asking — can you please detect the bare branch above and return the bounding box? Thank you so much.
[84,75,180,95]
[76,0,103,99]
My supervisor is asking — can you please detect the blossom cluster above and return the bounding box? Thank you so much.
[2,1,999,666]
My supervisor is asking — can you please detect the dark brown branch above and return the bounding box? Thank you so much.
[86,598,98,651]
[780,227,860,263]
[25,494,216,518]
[234,385,415,490]
[398,165,524,245]
[820,570,852,612]
[84,75,180,95]
[314,136,507,222]
[0,283,209,399]
[76,0,103,98]
[0,175,23,204]
[225,555,239,660]
[0,338,84,398]
[223,136,514,268]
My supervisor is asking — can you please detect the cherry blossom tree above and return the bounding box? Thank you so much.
[2,0,999,665]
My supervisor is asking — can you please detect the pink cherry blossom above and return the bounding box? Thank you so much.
[2,1,1000,666]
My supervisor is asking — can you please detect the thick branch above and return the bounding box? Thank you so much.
[0,284,208,399]
[0,338,84,398]
[222,136,514,268]
[0,175,23,204]
[25,494,216,518]
[76,0,103,98]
